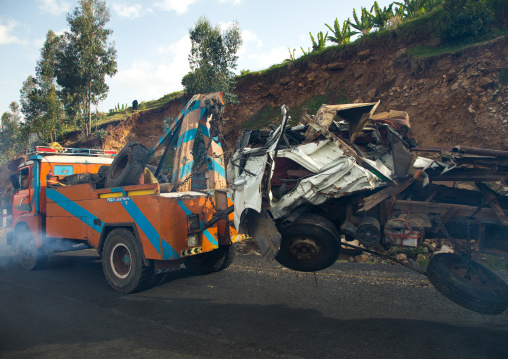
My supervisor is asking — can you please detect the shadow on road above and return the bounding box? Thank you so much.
[0,250,507,359]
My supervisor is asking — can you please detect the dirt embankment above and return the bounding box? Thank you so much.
[99,36,508,155]
[224,36,508,151]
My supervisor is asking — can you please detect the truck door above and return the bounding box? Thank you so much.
[12,166,32,217]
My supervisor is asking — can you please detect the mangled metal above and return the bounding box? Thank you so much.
[228,101,508,257]
[227,100,508,315]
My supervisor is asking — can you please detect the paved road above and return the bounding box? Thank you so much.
[1,239,507,358]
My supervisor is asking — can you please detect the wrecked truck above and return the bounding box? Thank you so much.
[227,102,508,315]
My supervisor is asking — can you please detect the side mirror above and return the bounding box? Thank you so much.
[10,173,20,192]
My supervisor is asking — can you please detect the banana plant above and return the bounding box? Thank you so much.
[309,31,328,52]
[300,46,310,56]
[394,0,426,18]
[370,1,394,30]
[286,48,297,62]
[325,18,358,45]
[351,7,374,36]
[424,0,443,12]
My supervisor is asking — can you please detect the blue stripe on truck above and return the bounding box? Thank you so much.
[46,189,103,233]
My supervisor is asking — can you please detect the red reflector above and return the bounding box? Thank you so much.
[105,150,117,155]
[37,147,57,152]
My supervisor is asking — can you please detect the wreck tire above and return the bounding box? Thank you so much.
[102,228,154,293]
[427,253,508,315]
[184,244,236,275]
[276,213,340,272]
[105,142,149,188]
[16,227,48,271]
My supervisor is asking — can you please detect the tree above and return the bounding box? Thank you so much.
[182,17,242,101]
[20,31,65,143]
[37,30,65,142]
[0,102,24,164]
[325,18,358,45]
[57,0,117,137]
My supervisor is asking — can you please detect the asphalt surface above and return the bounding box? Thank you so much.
[1,238,507,359]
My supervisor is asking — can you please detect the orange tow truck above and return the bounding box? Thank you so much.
[7,92,240,293]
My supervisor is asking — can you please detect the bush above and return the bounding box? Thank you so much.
[441,0,495,42]
[95,128,108,141]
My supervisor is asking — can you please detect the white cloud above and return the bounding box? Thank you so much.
[112,3,145,19]
[105,35,191,109]
[0,19,24,45]
[218,0,242,4]
[38,0,70,16]
[243,46,288,70]
[238,29,262,56]
[153,0,198,15]
[234,28,287,72]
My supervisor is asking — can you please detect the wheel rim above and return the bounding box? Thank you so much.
[287,237,322,262]
[450,262,491,289]
[17,235,37,269]
[110,243,132,279]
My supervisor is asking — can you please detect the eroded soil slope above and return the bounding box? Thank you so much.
[103,36,508,155]
[224,36,508,151]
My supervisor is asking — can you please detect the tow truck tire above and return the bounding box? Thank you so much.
[102,228,154,293]
[16,227,48,271]
[276,213,341,272]
[427,253,508,315]
[105,142,149,188]
[184,244,236,275]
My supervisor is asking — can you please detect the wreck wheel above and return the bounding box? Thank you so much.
[427,253,508,315]
[276,213,341,272]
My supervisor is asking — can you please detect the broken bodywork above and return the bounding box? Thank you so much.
[227,102,508,315]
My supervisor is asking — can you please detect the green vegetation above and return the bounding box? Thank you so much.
[181,16,242,103]
[241,91,349,130]
[325,18,357,45]
[351,7,375,35]
[3,0,117,155]
[441,0,494,41]
[289,0,504,64]
[57,0,117,137]
[309,31,328,52]
[500,69,508,86]
[0,102,24,165]
[241,105,281,129]
[482,254,508,270]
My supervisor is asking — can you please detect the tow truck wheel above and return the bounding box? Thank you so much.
[427,253,508,315]
[102,228,154,293]
[184,244,236,275]
[16,227,48,271]
[276,213,341,272]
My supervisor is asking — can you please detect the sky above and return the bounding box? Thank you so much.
[0,0,394,117]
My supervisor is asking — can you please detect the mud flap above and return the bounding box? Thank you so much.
[244,209,281,261]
